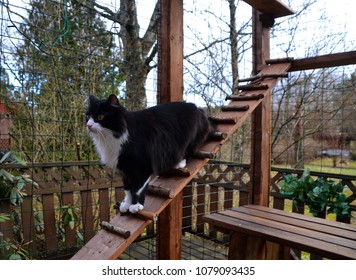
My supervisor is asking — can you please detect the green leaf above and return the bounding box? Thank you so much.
[1,170,14,182]
[11,153,27,166]
[0,213,10,223]
[16,178,25,191]
[0,151,11,163]
[10,189,18,205]
[69,220,75,230]
[9,253,22,260]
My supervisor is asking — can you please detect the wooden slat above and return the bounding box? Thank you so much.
[42,194,58,253]
[80,191,95,242]
[62,192,77,249]
[245,205,356,233]
[20,197,37,254]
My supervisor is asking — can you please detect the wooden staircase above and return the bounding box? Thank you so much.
[71,61,291,260]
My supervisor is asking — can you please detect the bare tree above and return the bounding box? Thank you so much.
[74,0,158,109]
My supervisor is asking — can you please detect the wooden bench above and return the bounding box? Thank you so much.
[203,205,356,260]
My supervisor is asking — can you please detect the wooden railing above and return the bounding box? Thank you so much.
[0,161,123,259]
[1,160,355,259]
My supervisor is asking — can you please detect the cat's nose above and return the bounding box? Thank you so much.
[87,123,93,130]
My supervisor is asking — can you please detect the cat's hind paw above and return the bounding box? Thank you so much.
[119,201,131,213]
[129,203,144,213]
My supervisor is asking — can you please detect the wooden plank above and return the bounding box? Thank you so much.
[245,205,356,233]
[80,191,95,242]
[243,0,294,18]
[62,192,77,249]
[288,51,356,72]
[42,194,58,253]
[20,197,37,254]
[71,215,152,260]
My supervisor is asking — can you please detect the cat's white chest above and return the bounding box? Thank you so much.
[88,119,129,170]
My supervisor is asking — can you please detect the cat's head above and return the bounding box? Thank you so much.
[86,94,127,137]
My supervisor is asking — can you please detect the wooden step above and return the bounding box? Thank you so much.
[194,151,215,159]
[100,221,131,238]
[208,131,227,141]
[147,184,174,199]
[209,116,237,124]
[226,93,264,101]
[221,105,250,112]
[238,73,288,83]
[159,167,190,177]
[236,84,268,91]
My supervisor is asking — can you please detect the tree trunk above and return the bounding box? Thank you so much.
[229,0,239,91]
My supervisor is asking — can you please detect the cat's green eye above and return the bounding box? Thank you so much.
[97,115,104,121]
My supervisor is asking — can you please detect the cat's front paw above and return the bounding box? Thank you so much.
[119,201,131,213]
[175,159,186,169]
[129,203,144,213]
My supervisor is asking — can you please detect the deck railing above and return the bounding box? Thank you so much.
[1,160,355,259]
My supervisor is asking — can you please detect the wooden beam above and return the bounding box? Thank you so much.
[157,192,183,259]
[243,0,294,18]
[288,51,356,72]
[250,8,271,207]
[252,9,270,73]
[156,0,184,260]
[157,0,184,103]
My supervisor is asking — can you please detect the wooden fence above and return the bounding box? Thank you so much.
[1,160,355,259]
[0,161,123,259]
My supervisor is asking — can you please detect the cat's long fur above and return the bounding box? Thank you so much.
[86,94,212,213]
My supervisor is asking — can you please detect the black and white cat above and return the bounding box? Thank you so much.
[86,94,212,213]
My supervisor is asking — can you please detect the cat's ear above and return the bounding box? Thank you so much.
[107,94,121,107]
[89,95,99,105]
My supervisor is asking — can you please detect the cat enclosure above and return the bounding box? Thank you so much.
[0,0,356,260]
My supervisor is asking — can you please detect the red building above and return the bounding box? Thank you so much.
[0,101,13,151]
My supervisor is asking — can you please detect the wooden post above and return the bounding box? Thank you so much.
[156,0,184,259]
[157,192,183,259]
[157,0,184,103]
[250,9,273,207]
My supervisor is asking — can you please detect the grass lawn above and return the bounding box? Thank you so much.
[273,158,356,176]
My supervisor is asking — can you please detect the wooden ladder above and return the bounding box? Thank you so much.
[71,62,292,260]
